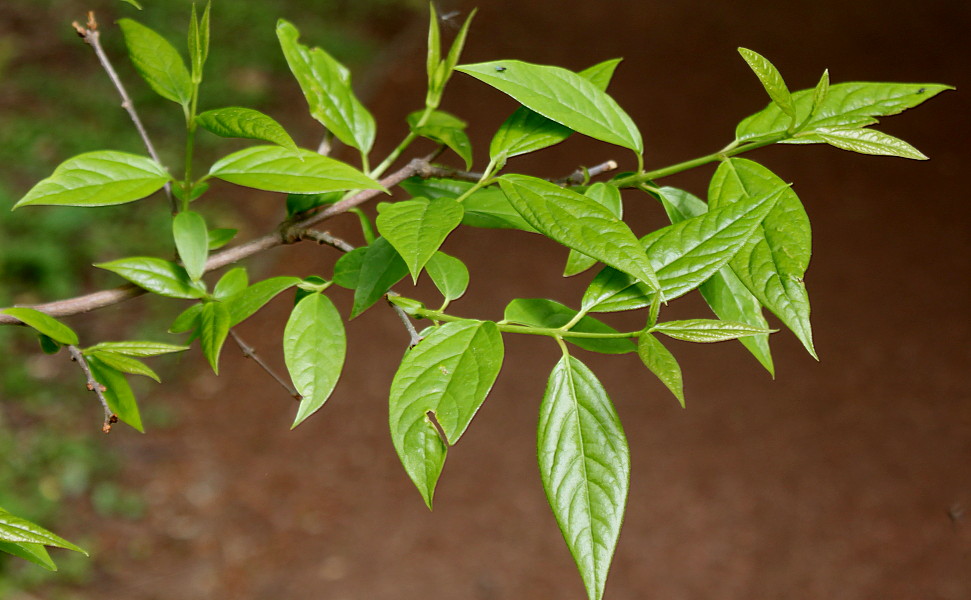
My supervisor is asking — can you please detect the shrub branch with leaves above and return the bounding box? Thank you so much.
[0,4,949,598]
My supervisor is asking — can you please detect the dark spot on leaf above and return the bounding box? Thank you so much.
[917,87,926,94]
[495,66,506,72]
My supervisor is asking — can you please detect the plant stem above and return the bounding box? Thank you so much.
[410,307,639,340]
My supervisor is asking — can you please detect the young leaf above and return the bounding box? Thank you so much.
[499,175,659,291]
[172,210,209,282]
[0,540,57,571]
[636,332,684,406]
[564,183,623,276]
[389,320,504,508]
[538,354,629,600]
[709,158,815,358]
[207,228,238,250]
[1,308,78,346]
[350,237,409,318]
[736,81,952,143]
[120,0,143,8]
[332,247,368,290]
[0,506,87,556]
[118,18,193,107]
[441,9,476,75]
[86,351,161,382]
[738,48,795,121]
[86,357,144,432]
[376,197,464,282]
[277,19,376,154]
[222,276,301,326]
[426,3,442,87]
[457,60,642,154]
[503,298,635,354]
[425,251,469,302]
[13,151,171,209]
[198,302,230,374]
[196,107,299,153]
[213,267,249,300]
[651,319,774,343]
[187,1,211,83]
[82,341,189,357]
[815,127,928,159]
[809,69,830,119]
[284,293,346,427]
[95,257,205,299]
[209,145,384,194]
[407,110,473,169]
[38,335,62,355]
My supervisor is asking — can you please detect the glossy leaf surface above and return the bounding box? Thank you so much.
[376,197,464,282]
[503,298,635,354]
[350,237,409,318]
[209,146,384,194]
[284,293,346,428]
[14,151,170,209]
[95,257,205,299]
[0,540,56,571]
[425,251,469,302]
[83,341,189,357]
[223,276,301,326]
[118,18,192,106]
[815,127,927,159]
[738,47,794,120]
[213,267,249,300]
[651,319,773,343]
[538,354,629,600]
[196,107,298,152]
[564,183,623,276]
[1,308,78,346]
[636,332,684,406]
[389,320,504,508]
[0,507,87,555]
[407,110,473,169]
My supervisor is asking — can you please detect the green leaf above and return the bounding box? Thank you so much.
[500,175,658,291]
[0,540,57,571]
[172,210,209,282]
[284,293,346,428]
[87,357,143,432]
[118,18,192,106]
[38,335,62,355]
[222,277,301,326]
[738,48,795,121]
[399,177,537,233]
[651,319,774,343]
[407,110,472,169]
[1,308,78,345]
[199,302,230,374]
[376,197,464,282]
[389,320,504,508]
[503,298,635,354]
[213,267,249,300]
[87,351,160,382]
[815,127,928,159]
[736,82,952,143]
[699,267,774,376]
[286,191,343,216]
[0,506,87,555]
[351,237,409,318]
[426,4,442,88]
[636,332,684,407]
[441,9,476,76]
[332,247,368,289]
[169,303,202,334]
[188,1,211,83]
[82,341,189,357]
[196,107,299,153]
[425,251,469,302]
[489,59,621,162]
[809,69,830,119]
[120,0,143,8]
[95,257,205,299]
[538,354,629,600]
[207,228,238,250]
[13,151,171,209]
[709,158,816,358]
[580,183,784,312]
[457,60,642,154]
[564,183,623,276]
[276,19,376,154]
[209,145,384,194]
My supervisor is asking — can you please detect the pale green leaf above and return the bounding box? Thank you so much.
[82,341,189,357]
[426,3,441,87]
[199,302,230,374]
[332,247,368,290]
[457,60,642,154]
[207,228,237,250]
[809,69,830,119]
[172,210,208,281]
[213,267,249,300]
[1,308,78,345]
[120,0,143,8]
[389,320,504,509]
[651,319,774,343]
[87,351,160,382]
[538,354,628,600]
[350,237,409,318]
[223,276,301,326]
[503,298,634,354]
[196,107,299,153]
[0,506,87,555]
[95,257,205,299]
[564,183,623,276]
[118,18,192,106]
[187,1,211,82]
[636,332,684,406]
[425,251,469,302]
[738,47,794,120]
[0,540,57,571]
[500,175,658,291]
[376,197,464,282]
[285,293,346,428]
[87,357,143,432]
[815,127,928,159]
[169,303,202,334]
[209,145,384,194]
[13,151,170,209]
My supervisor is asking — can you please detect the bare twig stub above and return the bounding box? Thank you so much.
[229,330,301,401]
[67,345,117,433]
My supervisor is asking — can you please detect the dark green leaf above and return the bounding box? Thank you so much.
[13,151,171,209]
[213,267,249,300]
[223,276,301,327]
[118,18,192,106]
[636,332,684,406]
[95,257,205,299]
[286,191,343,216]
[376,197,464,282]
[199,302,230,374]
[738,47,795,121]
[209,145,384,194]
[458,60,642,154]
[196,107,298,153]
[351,237,409,318]
[815,127,927,159]
[172,210,208,281]
[500,175,659,291]
[538,354,628,600]
[87,357,143,432]
[407,110,473,169]
[0,506,87,555]
[425,251,469,302]
[277,19,376,154]
[38,335,61,355]
[399,177,538,232]
[503,298,634,354]
[87,351,160,382]
[1,308,78,345]
[284,294,346,427]
[564,183,623,276]
[651,319,774,343]
[389,320,504,508]
[332,247,368,289]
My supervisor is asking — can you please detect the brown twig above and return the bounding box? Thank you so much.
[73,12,177,214]
[555,160,620,185]
[229,329,301,401]
[67,345,117,433]
[388,298,423,347]
[297,229,357,253]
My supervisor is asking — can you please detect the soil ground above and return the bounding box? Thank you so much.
[33,1,971,598]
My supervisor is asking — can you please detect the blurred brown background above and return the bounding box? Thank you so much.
[6,0,971,598]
